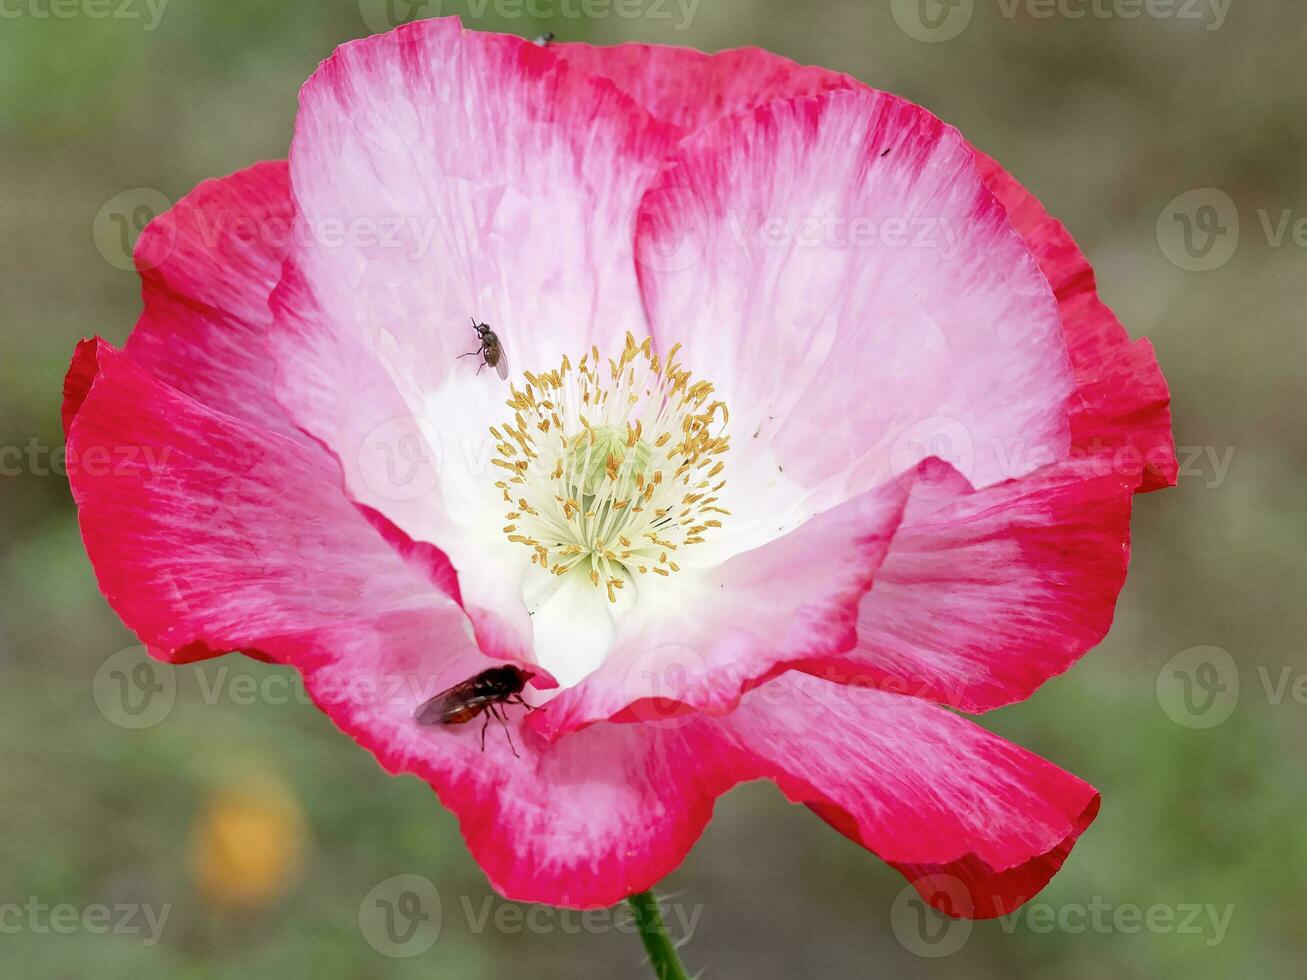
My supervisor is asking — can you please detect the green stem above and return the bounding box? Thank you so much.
[628,890,692,980]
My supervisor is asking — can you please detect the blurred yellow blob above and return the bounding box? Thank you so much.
[190,775,308,911]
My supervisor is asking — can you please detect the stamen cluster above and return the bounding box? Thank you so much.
[491,333,730,601]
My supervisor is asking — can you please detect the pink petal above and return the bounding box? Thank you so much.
[563,42,1173,494]
[292,638,1096,914]
[819,457,1135,713]
[531,473,913,739]
[636,87,1074,517]
[553,40,856,134]
[714,673,1100,918]
[276,16,678,463]
[295,641,725,909]
[573,47,1170,714]
[973,150,1177,491]
[122,161,308,443]
[269,18,683,651]
[287,19,674,370]
[63,339,480,678]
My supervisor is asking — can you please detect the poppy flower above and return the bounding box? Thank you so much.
[65,18,1174,916]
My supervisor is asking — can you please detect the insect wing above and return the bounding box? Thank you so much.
[494,349,509,380]
[414,690,452,725]
[416,683,490,726]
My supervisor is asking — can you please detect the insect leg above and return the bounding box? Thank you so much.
[508,695,536,713]
[491,704,519,758]
[480,712,490,751]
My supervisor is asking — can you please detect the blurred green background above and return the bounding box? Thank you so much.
[2,1,1303,977]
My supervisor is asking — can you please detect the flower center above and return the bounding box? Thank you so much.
[491,333,730,601]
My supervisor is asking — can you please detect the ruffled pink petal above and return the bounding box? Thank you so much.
[973,151,1177,491]
[64,344,1097,914]
[122,161,308,444]
[268,19,683,654]
[276,14,679,463]
[292,641,1095,913]
[294,633,726,909]
[563,42,1173,494]
[713,673,1100,918]
[63,339,481,680]
[567,45,1170,714]
[64,338,715,910]
[812,457,1135,713]
[636,87,1074,518]
[828,157,1172,714]
[530,472,913,739]
[286,18,675,372]
[552,40,856,134]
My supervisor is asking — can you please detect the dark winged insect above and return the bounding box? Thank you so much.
[415,665,535,756]
[458,317,509,380]
[533,31,555,47]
